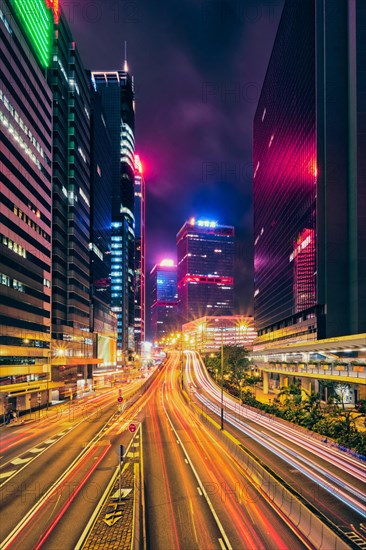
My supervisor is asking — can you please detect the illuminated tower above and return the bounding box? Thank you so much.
[0,0,53,410]
[150,260,178,342]
[176,219,235,322]
[134,155,146,351]
[49,7,94,374]
[253,0,366,347]
[90,87,117,366]
[91,68,135,361]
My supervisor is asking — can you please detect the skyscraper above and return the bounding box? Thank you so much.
[150,260,178,342]
[0,0,53,411]
[50,8,94,380]
[253,0,366,348]
[134,154,146,352]
[90,87,117,366]
[91,68,135,361]
[177,218,235,322]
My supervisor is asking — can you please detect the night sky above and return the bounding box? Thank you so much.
[66,0,284,315]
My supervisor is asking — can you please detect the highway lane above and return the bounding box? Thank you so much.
[0,380,146,549]
[0,353,355,549]
[0,381,143,488]
[144,353,310,550]
[185,351,366,546]
[144,365,227,550]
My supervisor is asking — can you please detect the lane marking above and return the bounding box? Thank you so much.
[197,487,202,496]
[162,395,233,550]
[218,538,226,550]
[11,458,32,465]
[0,471,16,479]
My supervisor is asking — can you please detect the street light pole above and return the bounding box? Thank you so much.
[220,327,224,430]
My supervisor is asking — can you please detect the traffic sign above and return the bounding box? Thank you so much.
[117,396,123,403]
[128,423,136,433]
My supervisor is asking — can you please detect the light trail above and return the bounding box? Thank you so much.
[163,355,311,550]
[185,352,366,520]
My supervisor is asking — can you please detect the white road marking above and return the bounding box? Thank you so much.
[11,457,32,465]
[0,471,16,479]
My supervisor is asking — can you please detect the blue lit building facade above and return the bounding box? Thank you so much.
[150,261,178,342]
[253,0,366,349]
[91,70,135,360]
[177,219,235,322]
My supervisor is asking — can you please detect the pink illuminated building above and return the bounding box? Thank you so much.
[134,155,146,351]
[254,0,366,348]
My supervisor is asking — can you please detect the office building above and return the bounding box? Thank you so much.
[49,8,97,394]
[134,154,146,352]
[91,69,135,361]
[90,88,117,367]
[182,315,257,353]
[253,0,366,349]
[177,218,235,322]
[151,260,178,342]
[0,0,53,412]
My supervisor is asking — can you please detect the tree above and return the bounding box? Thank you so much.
[223,345,250,385]
[278,381,302,406]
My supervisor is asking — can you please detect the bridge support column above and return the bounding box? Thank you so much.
[262,371,269,394]
[301,377,312,400]
[279,374,288,388]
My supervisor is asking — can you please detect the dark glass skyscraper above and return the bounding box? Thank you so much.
[91,69,135,360]
[0,0,53,411]
[90,88,117,366]
[253,0,366,347]
[177,219,234,322]
[50,9,94,371]
[134,154,146,351]
[150,260,178,342]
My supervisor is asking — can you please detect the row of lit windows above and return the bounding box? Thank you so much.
[13,206,50,242]
[0,7,12,34]
[1,235,26,258]
[1,272,24,292]
[0,110,42,172]
[0,88,48,162]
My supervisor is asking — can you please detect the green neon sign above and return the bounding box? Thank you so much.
[11,0,53,68]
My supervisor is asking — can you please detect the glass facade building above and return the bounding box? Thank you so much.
[49,10,94,368]
[254,0,366,348]
[91,70,136,358]
[134,154,146,351]
[0,0,53,410]
[177,219,234,322]
[90,88,117,366]
[150,261,178,342]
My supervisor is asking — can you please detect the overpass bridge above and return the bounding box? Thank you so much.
[252,333,366,403]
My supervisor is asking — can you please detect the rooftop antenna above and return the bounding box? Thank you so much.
[124,41,128,72]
